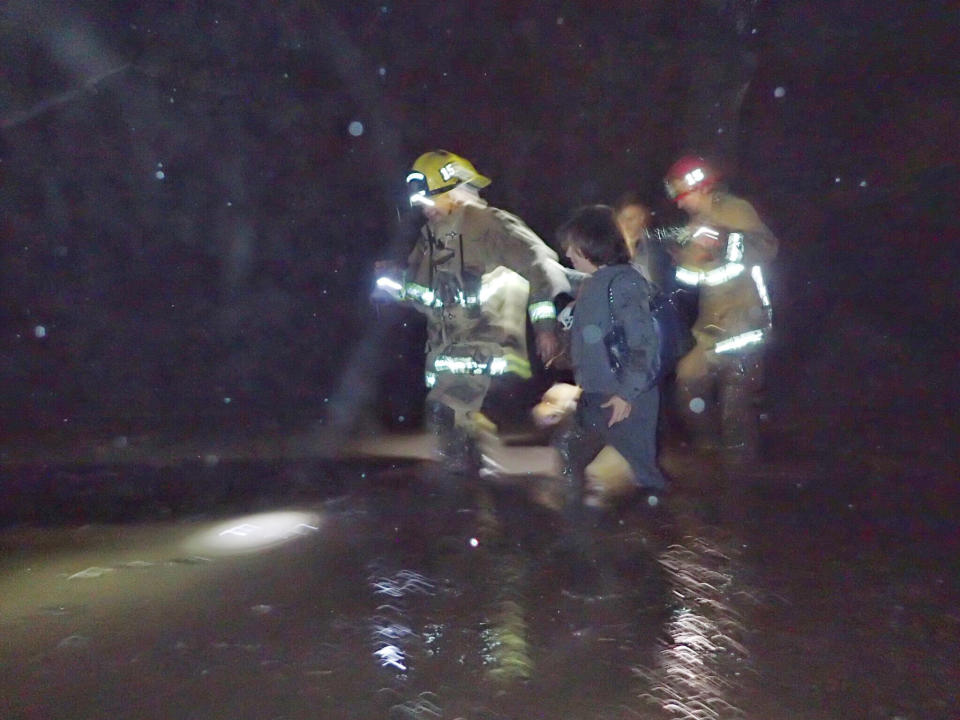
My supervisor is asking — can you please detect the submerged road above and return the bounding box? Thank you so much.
[0,433,957,719]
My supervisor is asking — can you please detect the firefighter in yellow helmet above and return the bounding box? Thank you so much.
[375,150,571,473]
[663,155,778,460]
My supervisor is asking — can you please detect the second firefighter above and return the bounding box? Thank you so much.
[375,150,571,473]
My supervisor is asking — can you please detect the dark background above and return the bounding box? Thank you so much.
[1,1,956,462]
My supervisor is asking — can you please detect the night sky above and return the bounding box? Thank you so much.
[0,1,956,453]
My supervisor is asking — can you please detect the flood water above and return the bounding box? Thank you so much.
[0,449,957,720]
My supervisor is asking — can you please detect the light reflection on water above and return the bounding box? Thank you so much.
[634,537,751,720]
[369,567,437,675]
[0,464,759,720]
[183,509,322,555]
[348,487,755,720]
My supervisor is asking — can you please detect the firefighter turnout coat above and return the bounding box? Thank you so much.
[399,200,571,419]
[670,192,778,360]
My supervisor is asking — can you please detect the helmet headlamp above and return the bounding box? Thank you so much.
[405,171,435,207]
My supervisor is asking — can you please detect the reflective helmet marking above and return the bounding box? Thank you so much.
[664,155,719,200]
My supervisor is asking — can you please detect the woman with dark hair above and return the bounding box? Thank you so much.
[556,205,667,506]
[613,191,676,294]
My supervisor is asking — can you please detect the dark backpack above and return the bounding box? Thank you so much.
[649,288,696,382]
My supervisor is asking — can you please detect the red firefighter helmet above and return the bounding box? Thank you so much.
[664,155,720,201]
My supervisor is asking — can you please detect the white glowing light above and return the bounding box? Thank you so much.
[469,537,479,547]
[184,510,322,556]
[376,276,402,292]
[692,225,719,244]
[675,262,745,287]
[751,265,771,308]
[374,644,406,671]
[431,352,522,378]
[34,325,46,338]
[348,120,364,137]
[409,191,435,207]
[714,329,765,354]
[477,271,514,303]
[726,233,744,262]
[155,170,165,180]
[689,397,706,414]
[774,86,786,98]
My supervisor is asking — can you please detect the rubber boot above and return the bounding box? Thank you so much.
[583,445,636,509]
[554,424,588,519]
[427,401,480,478]
[719,354,764,463]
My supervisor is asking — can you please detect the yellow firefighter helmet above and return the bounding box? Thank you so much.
[405,150,491,206]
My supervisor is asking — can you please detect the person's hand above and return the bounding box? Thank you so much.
[535,330,559,364]
[601,395,632,426]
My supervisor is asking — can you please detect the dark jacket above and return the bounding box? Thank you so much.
[570,264,658,405]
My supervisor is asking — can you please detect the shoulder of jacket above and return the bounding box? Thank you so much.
[456,204,500,232]
[607,265,647,291]
[486,206,541,236]
[712,193,762,226]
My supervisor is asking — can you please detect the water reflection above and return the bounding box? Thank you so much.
[634,536,751,720]
[369,568,437,674]
[349,477,757,720]
[0,460,762,719]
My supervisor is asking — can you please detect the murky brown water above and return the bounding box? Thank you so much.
[0,450,956,720]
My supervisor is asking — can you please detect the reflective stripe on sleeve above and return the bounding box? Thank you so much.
[528,301,557,322]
